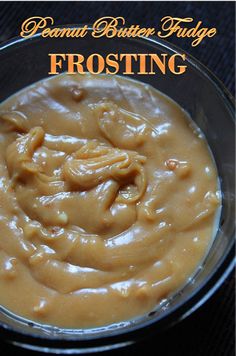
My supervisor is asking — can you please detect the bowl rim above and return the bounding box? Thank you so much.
[0,27,235,348]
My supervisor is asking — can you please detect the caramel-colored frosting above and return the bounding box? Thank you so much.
[0,74,219,328]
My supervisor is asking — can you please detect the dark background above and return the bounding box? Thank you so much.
[0,1,235,355]
[0,1,235,95]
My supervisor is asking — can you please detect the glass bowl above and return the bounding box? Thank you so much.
[0,28,235,354]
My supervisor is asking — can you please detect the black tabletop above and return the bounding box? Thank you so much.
[0,2,235,355]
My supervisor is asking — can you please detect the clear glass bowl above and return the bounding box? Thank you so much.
[0,29,235,354]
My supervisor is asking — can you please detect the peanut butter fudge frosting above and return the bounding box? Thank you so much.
[0,74,220,328]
